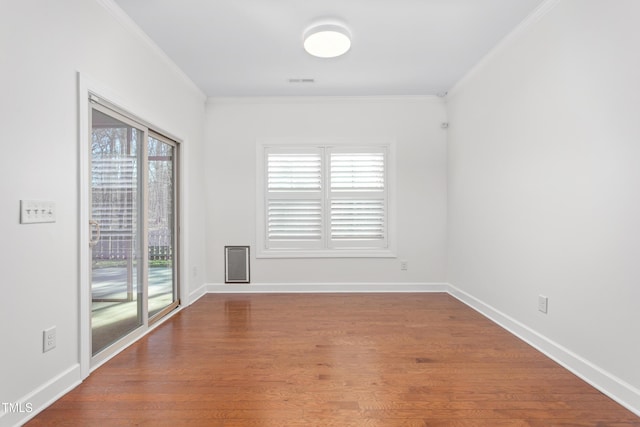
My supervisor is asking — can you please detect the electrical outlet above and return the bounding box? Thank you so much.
[538,295,548,314]
[43,326,56,352]
[400,260,408,271]
[21,200,56,224]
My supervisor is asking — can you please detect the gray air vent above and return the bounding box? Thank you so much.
[225,246,250,283]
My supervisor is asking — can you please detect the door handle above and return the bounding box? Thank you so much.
[89,220,101,247]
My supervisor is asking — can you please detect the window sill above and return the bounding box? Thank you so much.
[256,248,396,259]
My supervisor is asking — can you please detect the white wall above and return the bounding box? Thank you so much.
[0,1,206,425]
[447,0,640,412]
[205,97,447,287]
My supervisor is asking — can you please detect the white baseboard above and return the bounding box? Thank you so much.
[448,284,640,417]
[205,282,449,294]
[187,282,208,305]
[2,364,81,427]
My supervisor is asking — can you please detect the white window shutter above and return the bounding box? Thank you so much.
[328,149,387,248]
[265,149,324,248]
[267,153,321,191]
[267,199,322,240]
[330,199,385,240]
[330,152,385,192]
[259,144,391,255]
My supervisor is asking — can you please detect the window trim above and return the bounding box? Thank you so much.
[256,138,396,259]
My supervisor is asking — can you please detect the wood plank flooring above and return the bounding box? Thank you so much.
[27,293,640,426]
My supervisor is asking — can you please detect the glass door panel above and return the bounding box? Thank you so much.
[90,108,144,356]
[148,134,178,319]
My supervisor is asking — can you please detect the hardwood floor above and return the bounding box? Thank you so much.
[27,293,640,426]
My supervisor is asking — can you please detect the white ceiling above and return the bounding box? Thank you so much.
[112,0,546,97]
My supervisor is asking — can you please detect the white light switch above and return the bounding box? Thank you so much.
[20,200,56,224]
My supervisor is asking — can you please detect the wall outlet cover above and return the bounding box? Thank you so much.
[538,295,549,314]
[43,326,56,352]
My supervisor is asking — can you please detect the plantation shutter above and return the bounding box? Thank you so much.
[329,149,387,248]
[330,152,385,191]
[330,199,385,240]
[265,149,324,248]
[261,145,388,253]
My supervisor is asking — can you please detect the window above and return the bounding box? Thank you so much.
[257,141,394,258]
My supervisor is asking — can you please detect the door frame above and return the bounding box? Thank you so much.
[147,130,181,324]
[78,74,183,378]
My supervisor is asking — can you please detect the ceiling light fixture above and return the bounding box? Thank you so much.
[303,24,351,58]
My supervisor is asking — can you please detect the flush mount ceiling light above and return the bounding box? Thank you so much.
[303,24,351,58]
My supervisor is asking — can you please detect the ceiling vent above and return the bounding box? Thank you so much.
[288,78,315,83]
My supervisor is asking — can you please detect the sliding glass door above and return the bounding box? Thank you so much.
[89,99,179,360]
[90,106,144,356]
[147,133,178,320]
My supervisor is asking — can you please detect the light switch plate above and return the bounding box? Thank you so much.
[20,200,56,224]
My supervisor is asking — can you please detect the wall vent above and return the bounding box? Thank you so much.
[225,246,250,283]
